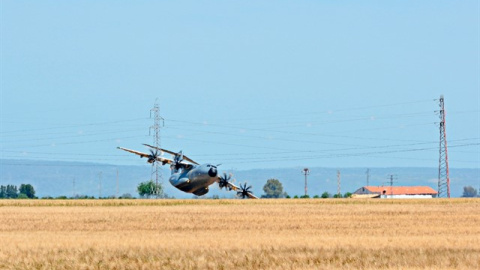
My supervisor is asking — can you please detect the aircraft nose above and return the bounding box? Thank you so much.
[208,167,218,177]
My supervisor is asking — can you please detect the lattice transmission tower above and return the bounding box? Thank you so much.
[437,95,450,198]
[150,100,165,198]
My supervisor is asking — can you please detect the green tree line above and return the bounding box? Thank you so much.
[0,184,36,199]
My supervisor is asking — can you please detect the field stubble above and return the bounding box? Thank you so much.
[0,199,479,269]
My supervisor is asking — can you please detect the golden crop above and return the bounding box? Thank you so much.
[0,199,479,269]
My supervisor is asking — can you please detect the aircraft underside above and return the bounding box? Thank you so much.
[170,173,217,196]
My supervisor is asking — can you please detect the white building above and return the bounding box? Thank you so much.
[353,186,438,199]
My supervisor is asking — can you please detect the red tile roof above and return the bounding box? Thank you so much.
[364,186,438,195]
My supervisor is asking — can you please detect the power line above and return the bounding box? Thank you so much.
[231,142,479,164]
[202,99,435,122]
[164,121,440,147]
[2,135,145,150]
[0,117,149,135]
[2,137,476,158]
[163,110,436,130]
[164,136,478,161]
[2,139,477,165]
[0,127,147,143]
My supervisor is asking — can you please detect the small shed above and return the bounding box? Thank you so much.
[353,186,438,199]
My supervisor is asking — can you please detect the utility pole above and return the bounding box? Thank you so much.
[389,174,394,198]
[337,170,341,197]
[72,177,75,199]
[302,168,309,197]
[366,168,370,187]
[150,100,165,198]
[437,95,450,198]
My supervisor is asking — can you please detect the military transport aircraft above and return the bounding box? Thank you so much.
[117,144,258,199]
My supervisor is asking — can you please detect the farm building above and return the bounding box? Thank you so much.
[353,186,438,199]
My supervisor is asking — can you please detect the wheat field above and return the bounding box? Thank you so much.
[0,199,479,269]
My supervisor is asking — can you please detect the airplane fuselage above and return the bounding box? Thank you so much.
[169,164,218,196]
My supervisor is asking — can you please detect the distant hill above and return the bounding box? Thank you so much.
[0,159,478,198]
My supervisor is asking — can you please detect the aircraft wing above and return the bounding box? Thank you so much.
[143,144,200,165]
[217,178,259,199]
[117,147,150,158]
[117,147,173,165]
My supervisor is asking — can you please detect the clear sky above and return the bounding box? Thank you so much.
[1,1,479,170]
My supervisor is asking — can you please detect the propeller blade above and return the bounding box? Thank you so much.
[218,173,232,190]
[237,182,253,199]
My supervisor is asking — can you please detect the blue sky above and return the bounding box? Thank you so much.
[1,1,479,170]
